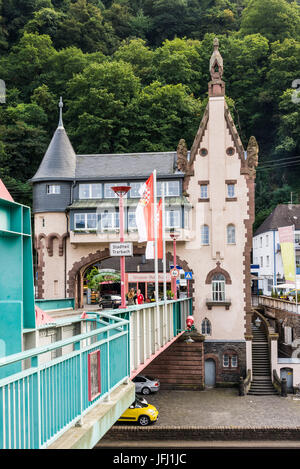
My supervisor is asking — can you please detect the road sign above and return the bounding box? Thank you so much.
[109,242,133,256]
[184,271,193,280]
[170,268,179,278]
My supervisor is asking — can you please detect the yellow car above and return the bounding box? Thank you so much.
[118,400,159,426]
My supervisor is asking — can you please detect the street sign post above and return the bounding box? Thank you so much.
[184,272,193,297]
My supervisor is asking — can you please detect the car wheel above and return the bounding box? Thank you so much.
[141,387,150,395]
[138,415,150,426]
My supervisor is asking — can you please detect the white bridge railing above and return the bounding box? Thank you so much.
[252,295,300,315]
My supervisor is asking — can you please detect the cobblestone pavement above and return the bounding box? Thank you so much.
[137,388,300,428]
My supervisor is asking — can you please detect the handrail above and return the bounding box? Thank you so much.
[0,312,128,369]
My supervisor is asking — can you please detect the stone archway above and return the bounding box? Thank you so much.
[67,247,194,309]
[67,246,146,308]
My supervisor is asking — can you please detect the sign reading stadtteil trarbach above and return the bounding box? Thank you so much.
[278,225,296,284]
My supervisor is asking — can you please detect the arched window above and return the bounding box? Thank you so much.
[227,224,236,244]
[201,224,209,245]
[201,318,211,335]
[212,274,225,302]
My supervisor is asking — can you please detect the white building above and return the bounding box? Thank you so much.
[252,204,300,295]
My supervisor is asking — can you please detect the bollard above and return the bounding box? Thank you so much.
[281,377,287,397]
[239,376,245,396]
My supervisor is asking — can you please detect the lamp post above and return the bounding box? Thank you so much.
[170,229,180,300]
[112,185,131,309]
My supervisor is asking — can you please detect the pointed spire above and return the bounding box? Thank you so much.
[58,96,64,129]
[208,37,225,97]
[30,96,76,182]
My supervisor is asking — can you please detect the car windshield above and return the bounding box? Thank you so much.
[145,376,155,381]
[134,400,148,408]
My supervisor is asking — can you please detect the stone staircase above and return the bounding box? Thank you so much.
[248,324,278,396]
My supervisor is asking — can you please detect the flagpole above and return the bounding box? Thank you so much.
[162,182,167,304]
[153,169,160,350]
[162,182,167,342]
[294,224,298,313]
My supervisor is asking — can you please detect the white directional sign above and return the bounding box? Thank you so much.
[109,242,133,257]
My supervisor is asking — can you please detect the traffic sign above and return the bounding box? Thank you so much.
[170,268,179,278]
[184,271,193,280]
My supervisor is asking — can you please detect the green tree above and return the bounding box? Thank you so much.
[66,60,141,153]
[113,38,155,84]
[126,81,203,152]
[240,0,300,43]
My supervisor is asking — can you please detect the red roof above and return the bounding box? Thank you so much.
[0,179,14,202]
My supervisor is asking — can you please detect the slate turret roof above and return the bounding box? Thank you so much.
[30,98,76,183]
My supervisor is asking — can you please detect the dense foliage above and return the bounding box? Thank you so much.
[0,0,299,226]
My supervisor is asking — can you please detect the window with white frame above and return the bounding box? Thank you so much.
[47,184,61,194]
[74,213,86,230]
[86,213,97,229]
[260,256,263,268]
[227,184,235,198]
[212,274,225,301]
[129,182,144,198]
[200,184,208,199]
[104,183,126,198]
[101,211,119,230]
[227,224,236,244]
[201,225,209,245]
[79,183,102,199]
[223,354,230,367]
[165,210,181,228]
[223,353,238,368]
[128,211,137,229]
[266,255,270,268]
[266,234,269,247]
[201,318,211,335]
[74,213,100,230]
[157,180,180,197]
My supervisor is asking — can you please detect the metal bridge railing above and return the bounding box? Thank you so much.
[0,312,129,449]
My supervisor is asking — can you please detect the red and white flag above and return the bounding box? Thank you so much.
[145,198,163,260]
[136,173,154,243]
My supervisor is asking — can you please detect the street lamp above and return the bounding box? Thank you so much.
[112,185,131,309]
[170,229,180,300]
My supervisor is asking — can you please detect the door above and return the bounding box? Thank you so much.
[280,368,293,392]
[205,358,216,387]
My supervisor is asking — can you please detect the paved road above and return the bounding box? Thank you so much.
[97,389,300,449]
[140,388,300,428]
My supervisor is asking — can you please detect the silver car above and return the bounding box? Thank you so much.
[132,375,160,395]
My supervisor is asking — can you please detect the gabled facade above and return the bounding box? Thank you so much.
[31,39,258,387]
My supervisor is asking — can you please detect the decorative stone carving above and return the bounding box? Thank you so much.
[177,138,188,173]
[246,136,259,177]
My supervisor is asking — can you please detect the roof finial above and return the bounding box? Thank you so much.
[208,37,225,97]
[213,37,219,51]
[58,96,64,129]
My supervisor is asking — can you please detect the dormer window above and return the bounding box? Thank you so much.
[47,184,61,195]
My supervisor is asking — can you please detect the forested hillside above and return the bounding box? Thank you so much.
[0,0,299,228]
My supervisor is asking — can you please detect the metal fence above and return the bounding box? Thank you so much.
[0,312,129,449]
[0,298,192,449]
